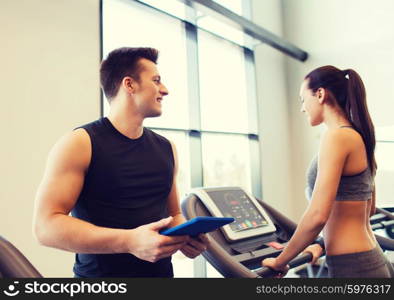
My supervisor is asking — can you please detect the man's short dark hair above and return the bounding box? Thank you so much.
[100,47,159,100]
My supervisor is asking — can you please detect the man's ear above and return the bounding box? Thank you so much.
[122,76,136,95]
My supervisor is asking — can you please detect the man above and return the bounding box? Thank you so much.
[33,47,209,277]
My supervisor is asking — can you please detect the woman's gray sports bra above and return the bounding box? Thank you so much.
[305,127,374,202]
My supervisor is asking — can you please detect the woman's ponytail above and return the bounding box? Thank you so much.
[345,69,377,176]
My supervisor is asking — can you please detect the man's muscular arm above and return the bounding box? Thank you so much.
[33,129,187,262]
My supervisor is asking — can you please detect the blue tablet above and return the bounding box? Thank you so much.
[160,216,235,236]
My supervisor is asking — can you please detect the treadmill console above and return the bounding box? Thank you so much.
[190,187,276,242]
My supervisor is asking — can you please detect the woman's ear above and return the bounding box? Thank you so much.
[317,87,326,104]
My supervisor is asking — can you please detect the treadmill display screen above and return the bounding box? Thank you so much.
[207,190,268,232]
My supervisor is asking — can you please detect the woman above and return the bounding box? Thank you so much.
[262,65,393,278]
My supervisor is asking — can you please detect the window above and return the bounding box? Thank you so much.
[198,30,250,133]
[201,133,252,190]
[102,0,259,278]
[152,129,191,198]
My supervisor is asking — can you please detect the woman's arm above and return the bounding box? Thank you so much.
[366,186,377,244]
[370,186,376,217]
[264,129,350,269]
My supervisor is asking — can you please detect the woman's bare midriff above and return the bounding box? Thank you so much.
[323,199,376,256]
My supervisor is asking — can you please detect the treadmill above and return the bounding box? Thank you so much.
[181,186,394,278]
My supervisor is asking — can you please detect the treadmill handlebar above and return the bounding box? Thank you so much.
[255,252,313,277]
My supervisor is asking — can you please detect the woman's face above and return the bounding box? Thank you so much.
[299,79,324,126]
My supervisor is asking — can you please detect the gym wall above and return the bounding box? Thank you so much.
[0,0,100,277]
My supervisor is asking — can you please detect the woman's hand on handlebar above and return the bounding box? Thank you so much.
[302,244,324,265]
[261,258,290,278]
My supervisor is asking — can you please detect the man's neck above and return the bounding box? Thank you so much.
[107,101,144,139]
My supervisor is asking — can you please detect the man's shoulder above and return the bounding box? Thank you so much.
[48,128,91,172]
[52,119,105,157]
[72,118,113,145]
[58,128,91,153]
[75,118,105,132]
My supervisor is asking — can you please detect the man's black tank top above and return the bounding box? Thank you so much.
[71,117,175,277]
